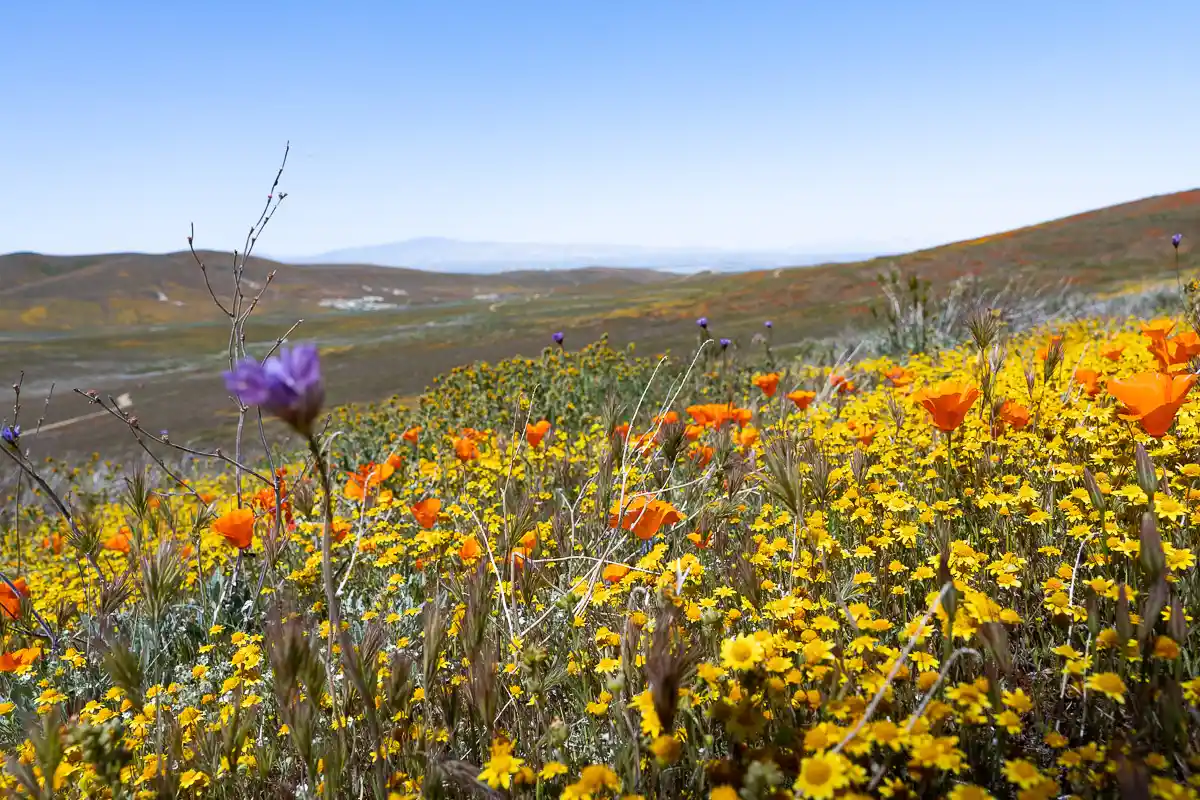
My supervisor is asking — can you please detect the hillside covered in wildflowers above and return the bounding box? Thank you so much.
[5,260,1200,799]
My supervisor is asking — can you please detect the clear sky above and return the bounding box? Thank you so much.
[2,1,1197,257]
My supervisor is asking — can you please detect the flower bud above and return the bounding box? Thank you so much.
[1139,512,1166,581]
[1081,468,1105,514]
[1134,443,1157,500]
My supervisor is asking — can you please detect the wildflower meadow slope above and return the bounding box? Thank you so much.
[5,290,1200,798]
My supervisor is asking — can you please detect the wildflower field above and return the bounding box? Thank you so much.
[7,260,1200,799]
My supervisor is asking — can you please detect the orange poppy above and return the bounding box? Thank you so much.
[683,424,704,441]
[912,380,980,432]
[1108,371,1197,438]
[103,530,132,554]
[853,423,877,447]
[1101,343,1126,361]
[1142,319,1177,341]
[525,420,551,448]
[997,400,1031,431]
[689,444,714,468]
[752,372,781,398]
[458,536,481,562]
[402,426,422,445]
[830,374,856,395]
[734,425,759,449]
[687,530,713,549]
[454,436,480,462]
[41,534,64,554]
[601,564,630,583]
[344,461,395,501]
[0,578,28,619]
[786,390,816,410]
[332,520,351,544]
[652,411,679,426]
[213,508,255,550]
[609,496,683,540]
[884,366,913,387]
[613,422,630,441]
[1035,334,1064,362]
[411,497,441,529]
[518,531,537,551]
[686,403,753,429]
[1074,368,1103,398]
[385,452,405,471]
[0,647,40,673]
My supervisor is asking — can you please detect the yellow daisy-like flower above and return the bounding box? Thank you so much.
[478,738,524,790]
[793,752,850,798]
[720,634,764,671]
[1002,758,1044,789]
[711,786,739,800]
[1085,671,1128,702]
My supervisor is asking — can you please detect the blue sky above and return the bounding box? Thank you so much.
[2,2,1197,256]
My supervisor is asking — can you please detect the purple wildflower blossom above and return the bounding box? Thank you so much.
[552,331,565,346]
[696,317,708,329]
[1173,233,1183,249]
[719,338,731,350]
[1,425,18,446]
[225,343,325,434]
[764,320,773,329]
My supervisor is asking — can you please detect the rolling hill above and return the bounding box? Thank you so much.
[0,250,673,331]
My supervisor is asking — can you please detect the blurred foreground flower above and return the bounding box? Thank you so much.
[225,343,325,434]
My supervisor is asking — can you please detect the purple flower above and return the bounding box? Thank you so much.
[1,425,18,446]
[764,320,773,329]
[552,331,565,346]
[696,317,708,329]
[1173,233,1183,249]
[719,338,731,350]
[224,343,325,434]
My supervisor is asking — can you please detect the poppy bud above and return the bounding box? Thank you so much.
[1139,512,1166,581]
[1116,585,1133,648]
[1170,592,1187,643]
[1081,468,1105,514]
[1134,443,1157,500]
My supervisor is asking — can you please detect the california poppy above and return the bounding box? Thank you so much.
[0,647,40,673]
[884,366,913,388]
[912,380,980,432]
[686,403,752,429]
[1101,343,1126,361]
[103,530,132,554]
[752,372,781,398]
[458,536,481,562]
[997,400,1031,431]
[830,374,856,394]
[525,420,551,448]
[734,425,759,450]
[689,444,714,468]
[411,497,441,529]
[652,411,679,426]
[613,422,630,441]
[786,390,816,410]
[683,424,704,441]
[601,564,630,583]
[345,461,394,501]
[609,496,683,540]
[41,533,64,554]
[854,423,877,447]
[402,426,422,445]
[687,530,713,549]
[1108,371,1197,438]
[0,578,28,619]
[1074,368,1103,398]
[454,436,480,462]
[213,508,255,550]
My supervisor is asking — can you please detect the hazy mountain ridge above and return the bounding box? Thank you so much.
[282,237,877,273]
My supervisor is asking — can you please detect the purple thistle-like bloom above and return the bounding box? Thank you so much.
[764,320,773,329]
[696,317,708,329]
[1,425,18,446]
[552,331,565,346]
[1173,233,1183,249]
[225,343,325,434]
[719,338,731,350]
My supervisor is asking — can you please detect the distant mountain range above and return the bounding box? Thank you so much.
[280,237,877,273]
